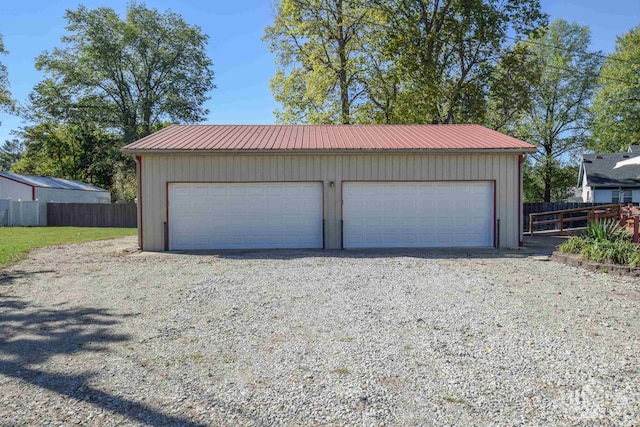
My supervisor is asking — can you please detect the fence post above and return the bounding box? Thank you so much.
[558,212,564,234]
[529,213,534,235]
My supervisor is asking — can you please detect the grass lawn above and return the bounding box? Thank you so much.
[0,227,136,269]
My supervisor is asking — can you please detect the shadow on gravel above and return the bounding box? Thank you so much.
[164,235,565,261]
[0,270,56,287]
[0,299,206,427]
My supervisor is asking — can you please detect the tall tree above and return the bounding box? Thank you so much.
[265,0,546,125]
[589,25,640,153]
[372,0,546,124]
[515,19,602,202]
[33,2,215,143]
[0,33,14,120]
[264,0,374,124]
[0,139,23,171]
[12,124,121,190]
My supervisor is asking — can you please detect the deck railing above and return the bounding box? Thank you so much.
[528,204,621,235]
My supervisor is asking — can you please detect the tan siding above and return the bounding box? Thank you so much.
[139,153,522,251]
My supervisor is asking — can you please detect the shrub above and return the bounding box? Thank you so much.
[586,219,630,242]
[559,236,589,254]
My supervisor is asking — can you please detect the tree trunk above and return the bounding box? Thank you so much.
[336,0,350,124]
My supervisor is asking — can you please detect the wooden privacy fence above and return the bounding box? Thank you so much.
[528,204,621,235]
[47,203,137,228]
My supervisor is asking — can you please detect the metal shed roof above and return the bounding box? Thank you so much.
[122,124,536,153]
[0,172,109,192]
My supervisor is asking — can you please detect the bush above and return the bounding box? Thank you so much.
[559,236,589,254]
[559,224,640,266]
[586,219,631,242]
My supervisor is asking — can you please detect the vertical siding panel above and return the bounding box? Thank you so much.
[469,154,479,180]
[335,156,343,249]
[247,156,255,181]
[392,156,399,180]
[160,156,171,250]
[401,155,409,180]
[278,156,285,181]
[239,156,248,181]
[421,156,428,180]
[352,155,364,181]
[362,155,370,180]
[255,155,263,180]
[269,156,277,181]
[506,155,517,247]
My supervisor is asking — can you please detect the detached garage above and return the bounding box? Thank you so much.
[122,124,535,251]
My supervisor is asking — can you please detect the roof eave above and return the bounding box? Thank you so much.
[122,147,537,155]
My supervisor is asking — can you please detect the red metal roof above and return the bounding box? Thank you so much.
[122,124,536,152]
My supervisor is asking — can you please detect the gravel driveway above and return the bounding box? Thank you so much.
[1,237,639,426]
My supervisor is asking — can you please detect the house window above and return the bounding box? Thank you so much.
[613,190,633,205]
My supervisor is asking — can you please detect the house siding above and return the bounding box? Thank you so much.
[138,153,522,251]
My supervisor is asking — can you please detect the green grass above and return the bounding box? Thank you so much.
[0,227,136,269]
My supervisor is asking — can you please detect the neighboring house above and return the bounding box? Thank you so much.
[0,172,111,204]
[122,124,536,251]
[578,153,640,204]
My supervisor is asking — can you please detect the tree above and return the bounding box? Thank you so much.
[33,2,215,143]
[264,0,374,124]
[0,139,23,171]
[12,124,122,189]
[264,0,546,125]
[0,33,14,120]
[374,0,547,124]
[515,19,602,202]
[590,25,640,152]
[523,158,578,202]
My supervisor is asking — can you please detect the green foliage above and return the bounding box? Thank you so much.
[11,123,131,195]
[264,0,546,125]
[381,0,547,125]
[514,20,603,202]
[560,220,638,266]
[264,0,374,124]
[32,2,215,143]
[579,238,636,265]
[0,33,14,119]
[0,227,136,269]
[558,235,589,254]
[110,168,138,203]
[523,157,578,202]
[589,25,640,153]
[0,139,23,171]
[586,219,630,242]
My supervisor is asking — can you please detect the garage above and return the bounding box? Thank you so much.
[168,182,323,249]
[123,124,535,251]
[343,181,494,248]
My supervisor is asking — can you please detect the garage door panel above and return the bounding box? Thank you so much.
[169,182,322,250]
[344,181,493,248]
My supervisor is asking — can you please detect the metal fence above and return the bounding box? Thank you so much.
[523,202,609,231]
[0,199,47,226]
[47,203,137,228]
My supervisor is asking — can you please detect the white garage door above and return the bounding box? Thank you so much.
[343,182,494,248]
[168,182,323,250]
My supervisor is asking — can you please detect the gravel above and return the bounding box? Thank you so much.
[0,237,639,426]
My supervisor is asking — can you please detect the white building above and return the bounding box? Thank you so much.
[0,172,111,204]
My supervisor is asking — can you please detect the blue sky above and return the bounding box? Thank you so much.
[0,0,638,144]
